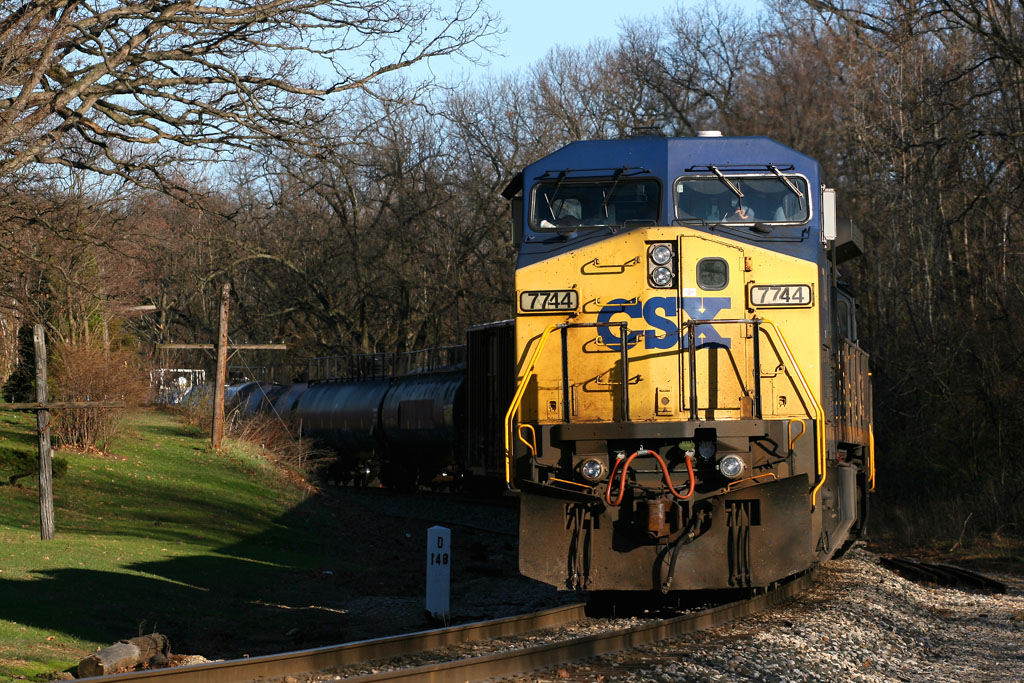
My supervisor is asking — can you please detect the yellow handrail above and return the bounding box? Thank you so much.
[868,423,876,491]
[517,424,538,456]
[760,320,827,507]
[788,418,807,452]
[503,324,560,486]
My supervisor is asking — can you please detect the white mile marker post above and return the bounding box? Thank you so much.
[426,526,451,625]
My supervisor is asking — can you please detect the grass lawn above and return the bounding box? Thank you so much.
[0,408,355,681]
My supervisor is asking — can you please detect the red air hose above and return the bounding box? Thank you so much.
[604,449,695,506]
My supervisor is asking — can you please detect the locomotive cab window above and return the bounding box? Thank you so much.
[675,175,810,225]
[836,291,856,342]
[531,178,661,230]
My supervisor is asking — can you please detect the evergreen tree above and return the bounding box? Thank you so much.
[2,326,35,403]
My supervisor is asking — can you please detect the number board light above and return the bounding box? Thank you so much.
[519,289,580,313]
[749,284,814,308]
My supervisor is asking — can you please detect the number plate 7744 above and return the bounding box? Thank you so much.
[519,289,579,313]
[748,284,813,308]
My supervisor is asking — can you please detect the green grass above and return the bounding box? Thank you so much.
[0,409,354,681]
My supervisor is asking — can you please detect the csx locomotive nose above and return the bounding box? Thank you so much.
[509,134,873,594]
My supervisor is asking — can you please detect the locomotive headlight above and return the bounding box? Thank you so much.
[578,457,606,483]
[650,266,673,287]
[647,243,675,288]
[717,454,745,479]
[649,244,673,266]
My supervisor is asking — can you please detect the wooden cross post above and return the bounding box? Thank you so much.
[0,325,124,540]
[157,283,287,451]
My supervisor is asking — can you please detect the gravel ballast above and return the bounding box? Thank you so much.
[504,546,1024,682]
[159,488,1023,681]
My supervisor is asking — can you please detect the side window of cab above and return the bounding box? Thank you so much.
[836,291,856,343]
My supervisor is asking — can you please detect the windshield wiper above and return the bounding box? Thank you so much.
[599,168,625,217]
[767,163,803,198]
[709,165,744,200]
[541,170,568,221]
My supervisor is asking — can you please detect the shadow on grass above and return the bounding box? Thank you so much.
[0,410,538,666]
[52,473,304,550]
[0,429,36,450]
[132,420,198,440]
[0,495,368,658]
[0,413,40,453]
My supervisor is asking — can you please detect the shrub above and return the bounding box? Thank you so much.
[50,340,148,452]
[175,385,214,435]
[227,410,330,490]
[172,391,328,487]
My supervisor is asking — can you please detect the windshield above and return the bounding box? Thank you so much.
[675,175,810,225]
[531,178,660,230]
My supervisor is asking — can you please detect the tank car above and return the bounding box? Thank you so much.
[501,133,874,594]
[269,382,308,418]
[273,348,470,487]
[379,368,466,488]
[224,381,270,413]
[240,382,285,415]
[292,377,391,485]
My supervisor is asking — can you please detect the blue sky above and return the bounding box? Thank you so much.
[422,0,763,80]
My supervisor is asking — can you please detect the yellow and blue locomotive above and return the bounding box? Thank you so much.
[501,133,874,593]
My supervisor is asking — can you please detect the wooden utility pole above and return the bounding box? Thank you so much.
[211,283,231,450]
[33,324,54,541]
[156,284,286,451]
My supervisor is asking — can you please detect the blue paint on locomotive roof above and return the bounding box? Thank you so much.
[525,135,819,181]
[517,136,823,265]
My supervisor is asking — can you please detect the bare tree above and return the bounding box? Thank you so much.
[618,2,754,136]
[214,93,514,357]
[0,169,153,338]
[0,0,498,187]
[781,0,1024,536]
[521,2,754,142]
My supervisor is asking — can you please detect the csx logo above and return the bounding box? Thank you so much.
[596,297,731,350]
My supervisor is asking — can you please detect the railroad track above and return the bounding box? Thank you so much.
[879,556,1008,593]
[77,572,816,683]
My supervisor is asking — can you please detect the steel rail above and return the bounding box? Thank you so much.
[344,570,816,682]
[75,603,588,683]
[78,571,816,683]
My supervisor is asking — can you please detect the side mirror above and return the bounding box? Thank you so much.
[511,197,523,248]
[501,173,525,249]
[833,218,864,263]
[821,187,837,243]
